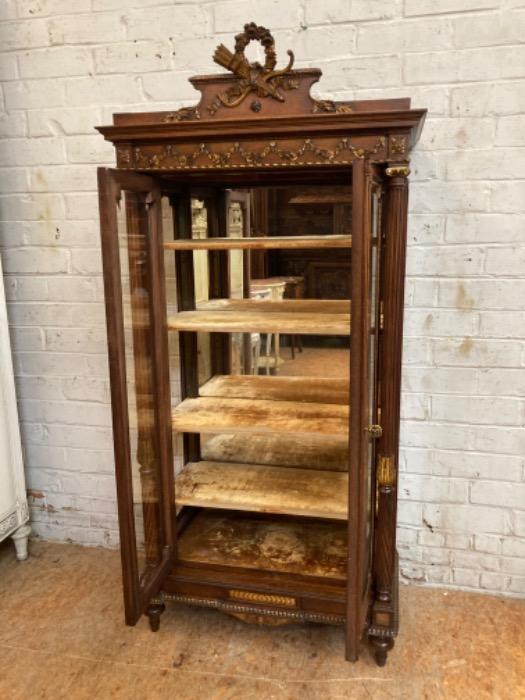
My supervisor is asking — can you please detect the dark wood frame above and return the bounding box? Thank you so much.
[96,23,425,665]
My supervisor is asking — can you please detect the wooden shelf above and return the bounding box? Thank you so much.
[164,234,352,251]
[172,395,349,438]
[175,461,348,520]
[168,299,351,336]
[202,433,348,472]
[177,510,347,580]
[199,299,350,313]
[200,374,349,405]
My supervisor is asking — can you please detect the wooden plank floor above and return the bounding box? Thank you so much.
[164,234,352,251]
[172,396,349,438]
[175,461,348,520]
[199,375,350,405]
[168,299,351,335]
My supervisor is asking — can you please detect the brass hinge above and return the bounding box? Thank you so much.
[366,424,383,439]
[377,455,396,487]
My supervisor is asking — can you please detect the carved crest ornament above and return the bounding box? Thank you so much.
[161,23,353,122]
[108,22,418,171]
[208,22,299,115]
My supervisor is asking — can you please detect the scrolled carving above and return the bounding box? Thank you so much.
[210,22,297,114]
[162,106,200,123]
[312,99,353,114]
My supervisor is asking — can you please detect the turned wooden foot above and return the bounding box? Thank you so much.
[147,602,165,632]
[369,636,394,667]
[11,524,31,561]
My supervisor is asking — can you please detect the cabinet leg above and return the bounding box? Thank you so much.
[369,636,394,667]
[11,524,31,561]
[147,602,165,632]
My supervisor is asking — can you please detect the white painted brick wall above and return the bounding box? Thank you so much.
[0,0,524,597]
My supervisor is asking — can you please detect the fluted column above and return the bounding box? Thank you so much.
[369,164,410,665]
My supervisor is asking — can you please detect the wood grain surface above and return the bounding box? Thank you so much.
[201,433,349,472]
[198,299,350,312]
[177,509,348,579]
[199,374,350,405]
[164,234,352,250]
[168,298,351,335]
[172,396,349,437]
[175,460,348,519]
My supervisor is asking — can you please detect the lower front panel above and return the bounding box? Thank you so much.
[162,508,348,624]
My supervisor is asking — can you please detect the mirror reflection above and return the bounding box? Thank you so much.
[189,184,351,383]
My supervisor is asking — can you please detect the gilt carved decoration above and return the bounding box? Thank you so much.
[208,23,298,116]
[312,98,353,114]
[162,106,201,123]
[124,136,387,171]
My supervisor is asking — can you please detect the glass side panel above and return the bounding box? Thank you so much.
[117,191,164,583]
[363,184,382,597]
[161,197,184,479]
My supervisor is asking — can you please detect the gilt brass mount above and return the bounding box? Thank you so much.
[385,165,410,178]
[377,456,396,487]
[366,424,383,439]
[229,589,296,607]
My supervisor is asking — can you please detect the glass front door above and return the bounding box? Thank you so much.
[347,159,384,659]
[98,168,175,624]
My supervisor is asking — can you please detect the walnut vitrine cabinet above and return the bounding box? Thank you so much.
[96,24,425,666]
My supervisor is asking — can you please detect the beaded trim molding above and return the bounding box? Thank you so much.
[157,592,345,625]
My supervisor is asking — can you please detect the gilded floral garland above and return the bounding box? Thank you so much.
[130,136,386,171]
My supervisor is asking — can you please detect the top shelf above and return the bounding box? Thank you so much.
[163,235,352,251]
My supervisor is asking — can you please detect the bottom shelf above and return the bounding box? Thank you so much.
[177,509,347,580]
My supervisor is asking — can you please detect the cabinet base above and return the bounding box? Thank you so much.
[157,591,345,626]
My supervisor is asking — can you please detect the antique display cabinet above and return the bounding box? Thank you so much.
[96,24,425,666]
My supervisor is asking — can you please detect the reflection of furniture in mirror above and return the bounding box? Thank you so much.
[250,278,286,375]
[251,186,352,303]
[96,22,425,667]
[227,190,251,374]
[261,274,305,358]
[192,199,212,385]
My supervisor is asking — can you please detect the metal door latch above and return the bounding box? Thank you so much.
[366,424,383,439]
